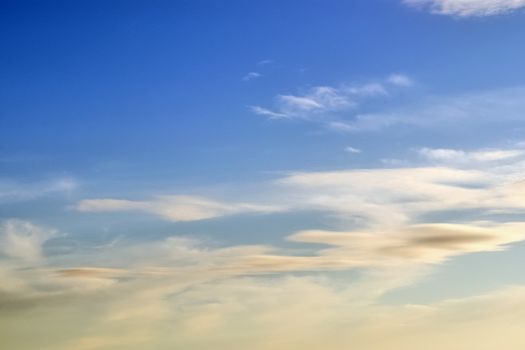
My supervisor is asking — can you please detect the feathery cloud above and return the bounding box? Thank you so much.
[242,72,262,81]
[251,74,410,123]
[324,85,525,132]
[76,195,281,222]
[404,0,525,17]
[387,73,414,87]
[345,146,362,154]
[418,147,525,163]
[0,177,77,203]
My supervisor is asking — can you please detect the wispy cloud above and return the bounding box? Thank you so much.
[257,59,274,65]
[0,177,77,203]
[242,72,262,81]
[7,143,525,348]
[76,144,525,231]
[289,222,525,265]
[418,147,525,163]
[76,195,281,222]
[9,145,525,349]
[404,0,525,17]
[387,73,414,87]
[249,106,289,119]
[345,146,362,154]
[251,74,409,123]
[324,85,525,132]
[3,216,525,349]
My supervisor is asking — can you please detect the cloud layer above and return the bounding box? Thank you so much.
[5,145,525,349]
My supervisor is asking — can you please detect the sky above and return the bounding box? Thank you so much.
[2,0,525,349]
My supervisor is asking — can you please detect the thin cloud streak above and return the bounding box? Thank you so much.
[76,195,282,222]
[251,74,410,123]
[324,85,525,132]
[404,0,525,17]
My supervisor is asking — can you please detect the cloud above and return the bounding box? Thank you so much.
[345,146,362,154]
[277,166,484,228]
[289,222,525,265]
[0,220,56,263]
[404,0,525,17]
[418,147,525,163]
[76,144,525,235]
[76,195,281,222]
[387,73,414,87]
[69,145,525,273]
[325,85,525,132]
[257,59,274,65]
[7,146,525,348]
[57,268,128,279]
[242,72,262,81]
[276,86,357,117]
[249,106,289,119]
[251,74,410,122]
[0,177,77,203]
[3,212,525,349]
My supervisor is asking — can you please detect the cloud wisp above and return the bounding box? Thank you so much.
[242,72,262,81]
[0,177,77,203]
[404,0,525,17]
[252,78,525,134]
[418,147,525,163]
[250,74,411,123]
[76,195,281,222]
[323,85,525,132]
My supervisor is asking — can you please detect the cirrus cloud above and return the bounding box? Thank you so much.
[404,0,525,17]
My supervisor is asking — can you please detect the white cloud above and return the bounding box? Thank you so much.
[257,59,274,65]
[76,195,281,222]
[242,72,262,81]
[279,94,324,111]
[345,146,362,154]
[0,220,56,262]
[251,74,412,122]
[276,86,356,117]
[344,82,388,97]
[3,217,525,350]
[250,106,289,119]
[76,144,525,234]
[404,0,525,17]
[70,145,525,273]
[289,222,525,266]
[418,147,525,163]
[328,85,525,132]
[8,147,525,349]
[387,73,414,87]
[0,177,77,203]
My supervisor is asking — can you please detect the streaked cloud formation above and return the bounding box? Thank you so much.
[0,177,77,203]
[75,144,525,230]
[3,141,525,349]
[3,2,525,348]
[76,195,280,222]
[345,146,362,154]
[253,78,525,134]
[418,147,525,163]
[242,71,262,81]
[323,85,525,132]
[404,0,525,17]
[251,74,412,124]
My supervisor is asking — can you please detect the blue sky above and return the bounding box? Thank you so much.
[3,1,525,349]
